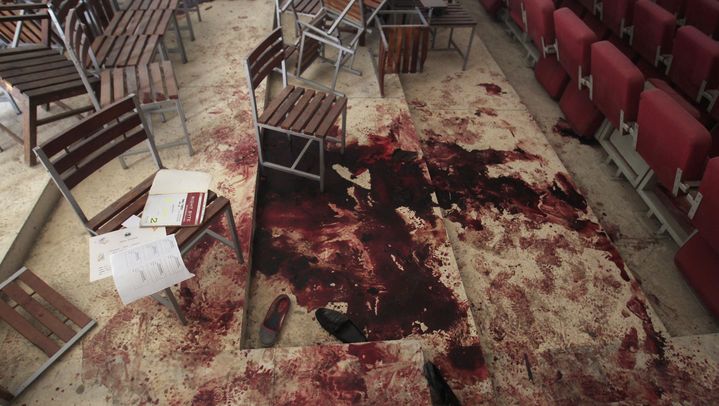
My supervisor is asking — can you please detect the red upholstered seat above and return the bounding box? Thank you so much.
[684,0,719,39]
[555,7,598,80]
[635,88,712,191]
[603,0,636,35]
[590,41,644,128]
[656,0,687,16]
[559,81,604,137]
[675,157,719,318]
[526,0,555,51]
[631,0,676,66]
[535,56,569,99]
[646,78,703,121]
[666,26,719,101]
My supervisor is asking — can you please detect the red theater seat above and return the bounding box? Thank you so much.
[648,26,719,111]
[631,0,676,66]
[603,0,636,36]
[555,7,602,137]
[528,0,569,99]
[656,0,688,16]
[675,157,719,318]
[635,89,711,192]
[535,56,569,98]
[590,41,644,129]
[558,0,586,17]
[684,0,719,39]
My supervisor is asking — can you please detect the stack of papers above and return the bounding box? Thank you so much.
[141,170,212,227]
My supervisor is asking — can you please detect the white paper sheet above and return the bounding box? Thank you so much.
[88,227,166,282]
[149,169,212,195]
[110,235,194,305]
[121,215,142,229]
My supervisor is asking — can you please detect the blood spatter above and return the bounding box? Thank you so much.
[475,107,498,117]
[478,83,503,96]
[252,129,471,342]
[626,296,667,364]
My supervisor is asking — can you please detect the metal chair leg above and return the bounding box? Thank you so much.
[172,13,189,63]
[185,8,196,41]
[224,205,244,264]
[176,99,194,156]
[195,5,202,21]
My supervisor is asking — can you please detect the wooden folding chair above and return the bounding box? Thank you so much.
[0,266,96,403]
[33,95,244,324]
[246,28,347,191]
[0,1,100,165]
[63,7,193,165]
[295,0,387,93]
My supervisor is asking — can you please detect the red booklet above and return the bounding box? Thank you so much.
[141,170,212,227]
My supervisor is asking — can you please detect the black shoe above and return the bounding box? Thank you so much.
[315,308,367,343]
[424,362,461,406]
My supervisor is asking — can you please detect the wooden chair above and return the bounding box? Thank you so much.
[33,95,244,324]
[275,0,322,31]
[119,0,200,42]
[83,0,187,63]
[372,9,429,96]
[246,28,347,191]
[0,266,96,403]
[295,0,387,93]
[63,7,193,165]
[0,2,100,165]
[423,3,477,70]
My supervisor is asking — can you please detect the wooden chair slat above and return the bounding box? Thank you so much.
[0,60,75,80]
[258,85,295,123]
[247,28,282,65]
[127,35,148,66]
[15,72,82,93]
[281,89,314,129]
[0,48,58,64]
[115,35,138,67]
[150,62,166,101]
[100,69,112,106]
[24,79,87,99]
[2,282,76,342]
[138,35,158,65]
[113,68,125,102]
[251,48,285,89]
[267,86,305,127]
[0,54,67,71]
[137,63,151,102]
[17,270,93,328]
[155,10,173,35]
[11,66,80,87]
[41,97,138,158]
[54,113,143,174]
[304,93,336,133]
[0,300,59,357]
[96,191,150,234]
[291,91,325,132]
[64,128,146,189]
[87,173,156,230]
[317,97,346,136]
[249,36,284,77]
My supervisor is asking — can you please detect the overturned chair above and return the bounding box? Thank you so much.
[246,28,347,191]
[33,95,244,324]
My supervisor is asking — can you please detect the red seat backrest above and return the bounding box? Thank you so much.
[631,0,676,65]
[692,157,719,252]
[636,88,712,191]
[509,0,526,31]
[684,0,719,39]
[656,0,687,16]
[555,7,599,80]
[669,25,719,100]
[591,41,644,128]
[526,0,556,52]
[603,0,636,35]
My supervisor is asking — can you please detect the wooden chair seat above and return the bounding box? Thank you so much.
[102,8,175,36]
[100,61,179,106]
[92,34,161,67]
[259,84,347,138]
[292,0,322,15]
[86,172,230,248]
[0,46,97,102]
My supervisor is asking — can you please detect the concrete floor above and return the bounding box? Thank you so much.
[465,6,719,337]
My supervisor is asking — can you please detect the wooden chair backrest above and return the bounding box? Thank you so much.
[377,25,428,95]
[47,0,83,30]
[34,95,158,191]
[84,0,115,34]
[323,0,364,27]
[0,2,55,47]
[64,6,98,70]
[246,27,285,90]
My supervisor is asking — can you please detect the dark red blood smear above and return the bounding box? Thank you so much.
[618,327,639,369]
[478,83,503,96]
[347,343,398,367]
[626,297,667,366]
[552,118,598,145]
[252,129,469,341]
[446,344,490,381]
